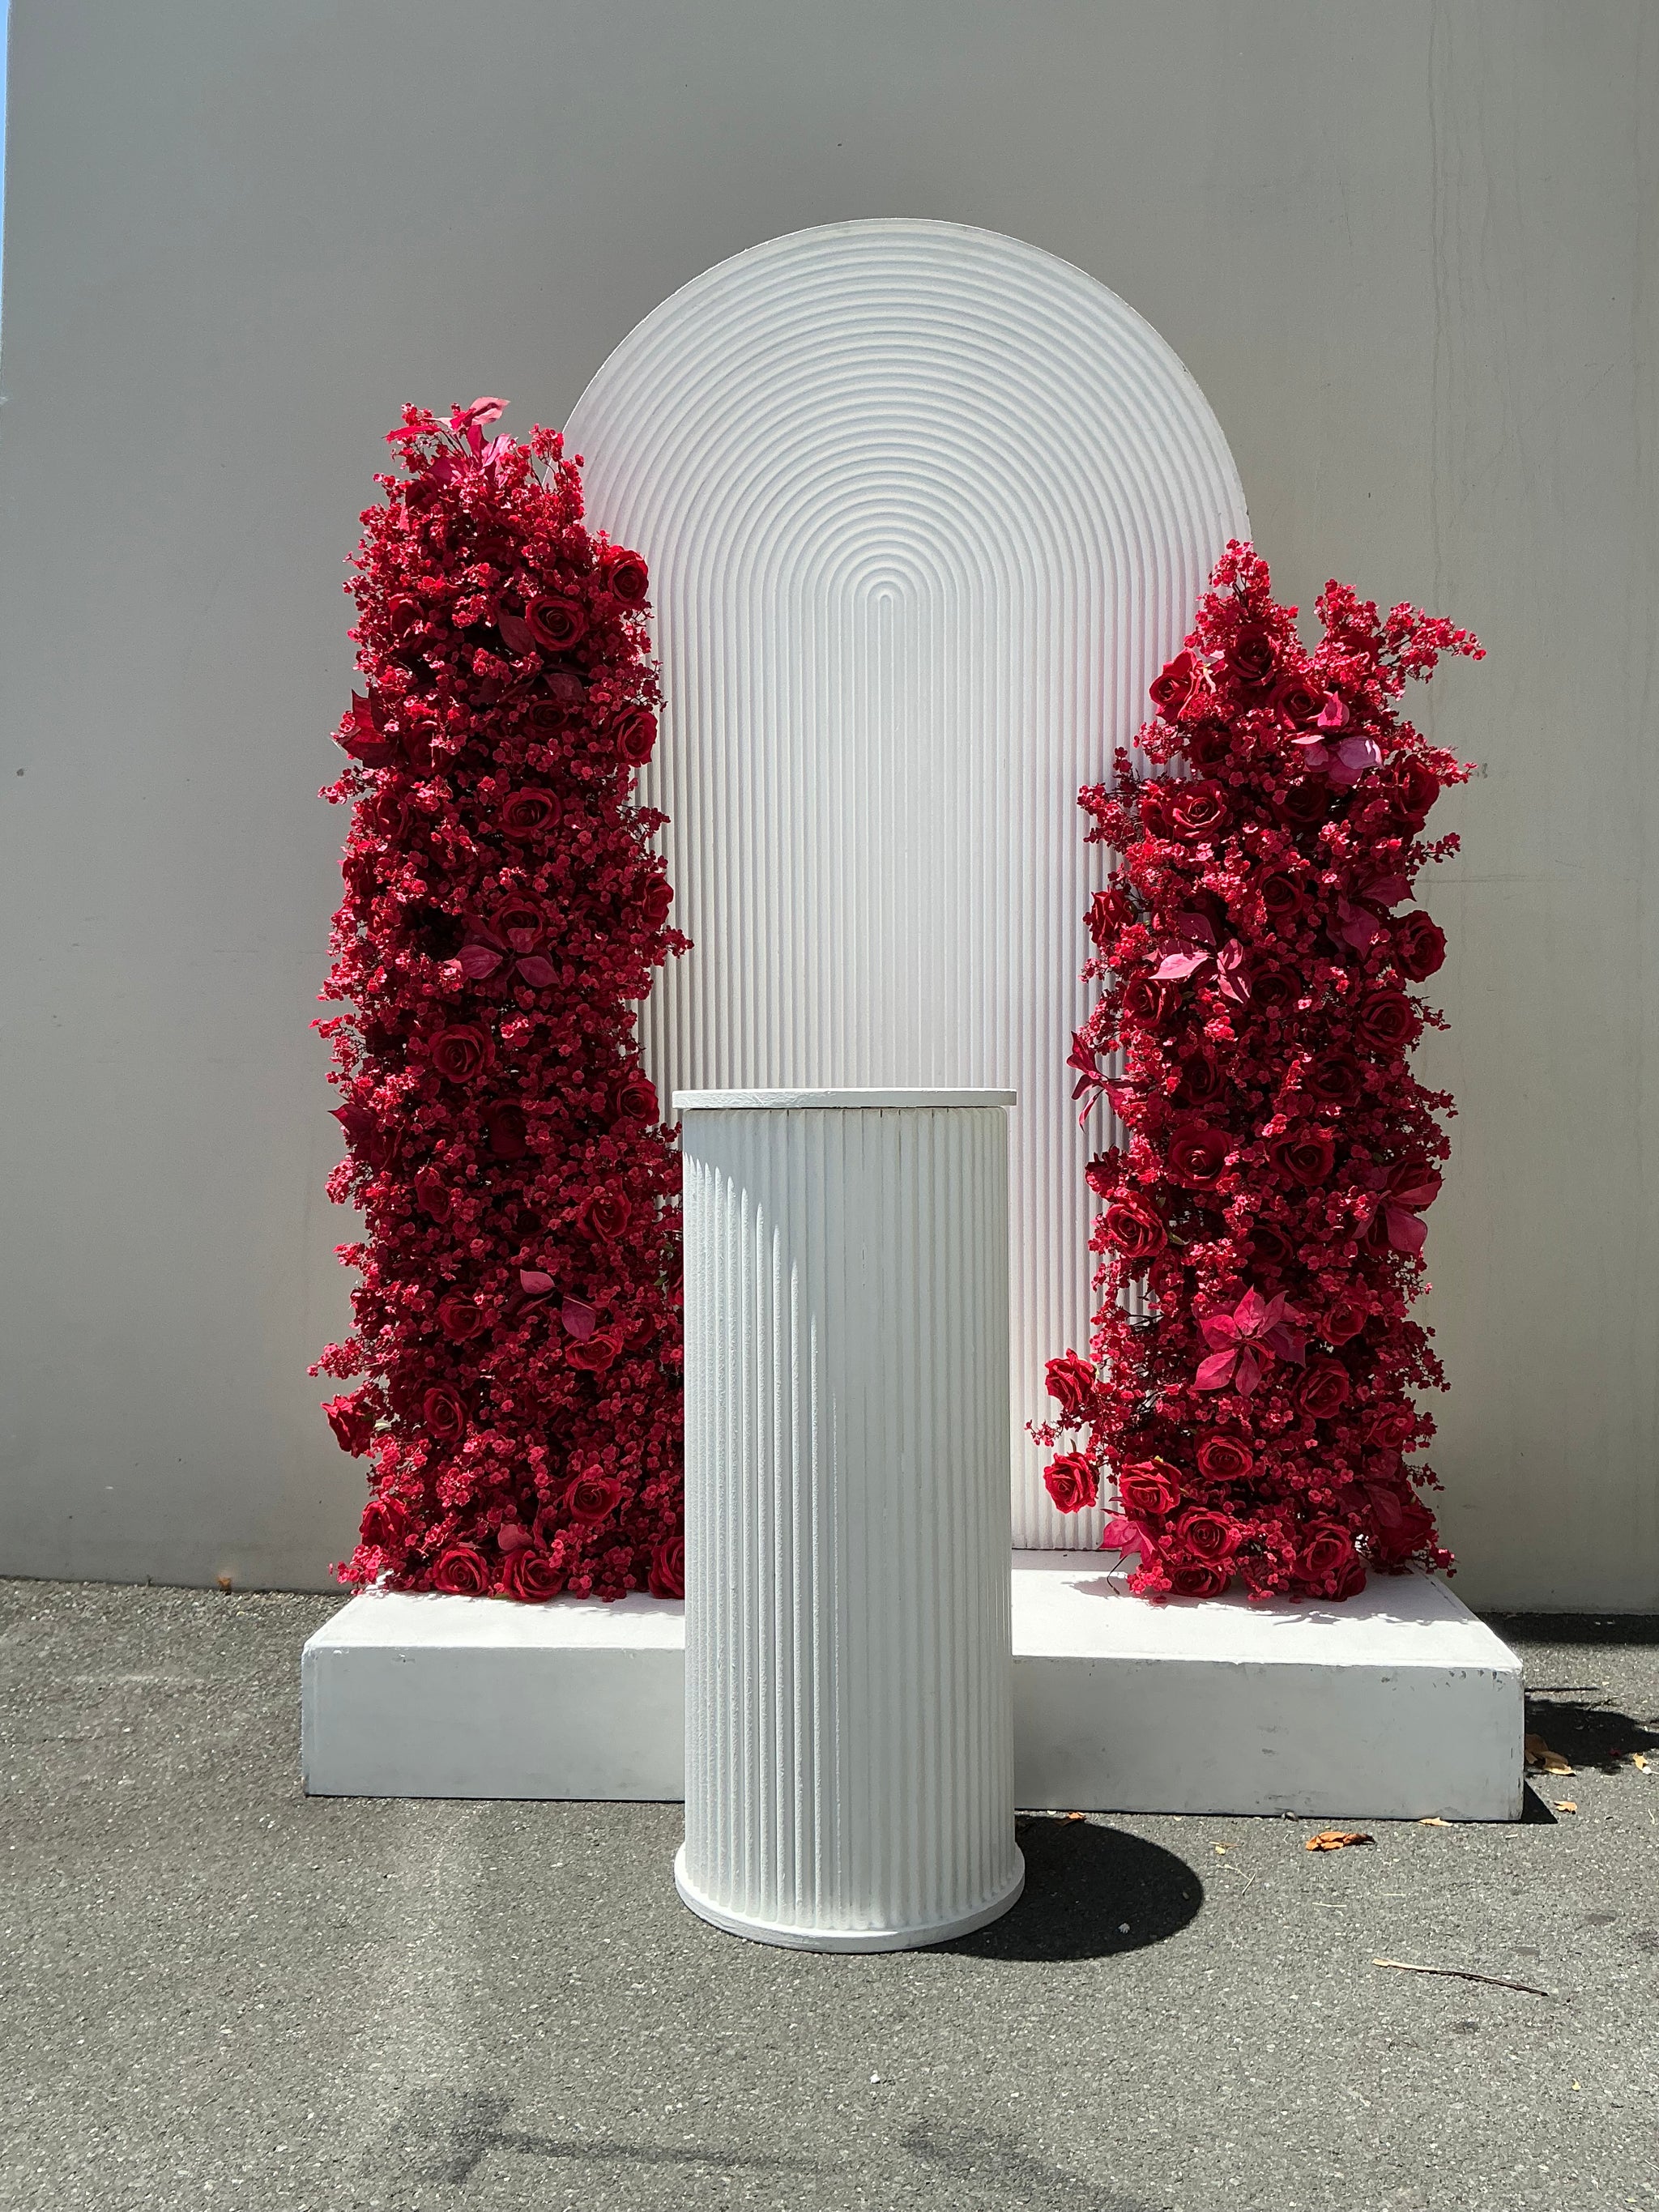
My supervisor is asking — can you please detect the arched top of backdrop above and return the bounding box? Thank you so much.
[566,219,1248,1548]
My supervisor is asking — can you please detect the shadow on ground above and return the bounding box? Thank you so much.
[948,1815,1204,1963]
[1521,1694,1659,1775]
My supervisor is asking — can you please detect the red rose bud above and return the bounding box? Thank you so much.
[1168,1562,1230,1597]
[360,1494,411,1550]
[639,875,673,928]
[1086,885,1134,944]
[1228,625,1277,689]
[611,1072,659,1124]
[1044,1352,1096,1422]
[1043,1452,1098,1514]
[324,1394,376,1455]
[1149,649,1204,718]
[647,1534,686,1599]
[1357,990,1417,1051]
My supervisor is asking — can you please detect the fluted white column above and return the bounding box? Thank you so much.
[675,1089,1023,1951]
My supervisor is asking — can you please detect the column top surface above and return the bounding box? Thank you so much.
[672,1088,1017,1113]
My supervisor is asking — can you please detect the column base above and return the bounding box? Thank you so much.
[672,1843,1026,1952]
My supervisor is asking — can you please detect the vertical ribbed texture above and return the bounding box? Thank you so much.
[567,221,1249,1548]
[678,1097,1020,1950]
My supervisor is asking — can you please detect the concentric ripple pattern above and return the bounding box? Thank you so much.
[566,219,1249,1548]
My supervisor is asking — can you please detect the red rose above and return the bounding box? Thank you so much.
[580,1188,631,1241]
[437,1290,483,1341]
[431,1544,492,1595]
[1044,1352,1096,1421]
[489,899,543,953]
[497,789,561,841]
[1357,990,1417,1051]
[501,1546,565,1601]
[1087,884,1134,944]
[1375,758,1440,833]
[1251,970,1298,1014]
[1260,872,1306,922]
[1372,1491,1437,1560]
[1196,1436,1254,1481]
[1229,626,1277,689]
[1323,1299,1367,1345]
[611,1071,659,1125]
[1297,1523,1355,1583]
[422,1384,467,1442]
[647,1534,686,1600]
[1177,1053,1223,1106]
[360,1494,411,1550]
[1043,1452,1098,1514]
[1168,1562,1230,1597]
[1166,780,1231,841]
[1149,649,1204,718]
[1118,1462,1179,1518]
[1166,1123,1231,1188]
[1273,671,1324,725]
[614,710,658,766]
[1306,1054,1361,1106]
[415,1167,450,1220]
[486,1102,528,1159]
[1298,1361,1352,1419]
[1172,1507,1242,1561]
[429,1025,494,1085]
[1392,911,1446,981]
[1120,975,1175,1027]
[332,1100,395,1171]
[565,1468,623,1524]
[1279,780,1328,829]
[324,1394,376,1455]
[602,549,650,606]
[1272,1128,1336,1186]
[639,875,673,928]
[1251,1223,1295,1272]
[1102,1197,1166,1262]
[527,594,587,652]
[1362,1406,1417,1450]
[567,1330,622,1372]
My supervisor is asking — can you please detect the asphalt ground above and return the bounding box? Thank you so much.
[1,1580,1654,2212]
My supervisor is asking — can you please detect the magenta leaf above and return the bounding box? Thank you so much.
[497,611,538,655]
[1154,948,1211,981]
[514,956,556,988]
[1234,1349,1264,1395]
[1195,1349,1238,1391]
[519,1269,555,1297]
[561,1295,597,1341]
[457,943,503,979]
[1385,1205,1428,1254]
[1099,1515,1144,1554]
[1316,693,1350,730]
[1200,1313,1242,1351]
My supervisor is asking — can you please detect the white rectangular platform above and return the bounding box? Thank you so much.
[301,1553,1524,1819]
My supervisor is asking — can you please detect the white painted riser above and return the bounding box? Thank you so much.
[302,1555,1525,1822]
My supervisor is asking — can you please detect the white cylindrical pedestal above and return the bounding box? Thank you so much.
[675,1089,1024,1951]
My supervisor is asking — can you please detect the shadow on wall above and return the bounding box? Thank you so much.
[947,1815,1205,1963]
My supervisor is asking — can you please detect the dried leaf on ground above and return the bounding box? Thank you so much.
[1555,1800,1578,1813]
[1418,1816,1450,1826]
[1306,1830,1375,1852]
[1632,1754,1650,1772]
[1524,1733,1574,1775]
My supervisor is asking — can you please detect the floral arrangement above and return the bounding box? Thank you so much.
[1035,543,1481,1600]
[313,399,689,1601]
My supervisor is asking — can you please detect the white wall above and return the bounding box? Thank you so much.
[0,0,1653,1608]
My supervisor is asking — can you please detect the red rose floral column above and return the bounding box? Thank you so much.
[1034,542,1482,1600]
[313,400,690,1601]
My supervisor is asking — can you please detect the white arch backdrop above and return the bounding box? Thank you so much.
[567,219,1248,1548]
